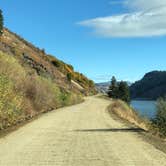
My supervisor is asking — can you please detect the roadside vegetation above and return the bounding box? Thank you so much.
[107,77,149,129]
[108,99,149,131]
[0,51,83,129]
[108,97,166,138]
[0,9,97,131]
[107,76,166,138]
[152,97,166,137]
[48,55,96,95]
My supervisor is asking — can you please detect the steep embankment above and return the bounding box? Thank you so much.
[0,28,96,129]
[130,71,166,100]
[0,28,96,95]
[108,99,150,131]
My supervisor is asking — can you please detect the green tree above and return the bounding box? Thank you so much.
[118,81,130,103]
[108,77,130,103]
[108,76,118,98]
[0,9,3,35]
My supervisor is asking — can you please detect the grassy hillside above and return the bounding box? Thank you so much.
[0,51,83,129]
[130,71,166,100]
[0,28,97,129]
[0,28,96,96]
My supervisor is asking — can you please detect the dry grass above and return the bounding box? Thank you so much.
[1,28,97,96]
[0,51,83,129]
[108,99,150,131]
[0,75,24,129]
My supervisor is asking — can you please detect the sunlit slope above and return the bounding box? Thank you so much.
[0,28,96,95]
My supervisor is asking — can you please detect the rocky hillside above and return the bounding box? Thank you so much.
[0,28,96,129]
[130,71,166,100]
[0,28,96,95]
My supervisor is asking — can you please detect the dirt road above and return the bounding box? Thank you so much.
[0,96,166,166]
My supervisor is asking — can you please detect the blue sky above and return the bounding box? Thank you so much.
[0,0,166,83]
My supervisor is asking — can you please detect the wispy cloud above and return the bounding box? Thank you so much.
[78,0,166,37]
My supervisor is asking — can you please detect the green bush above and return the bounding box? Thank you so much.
[153,97,166,136]
[67,73,72,82]
[0,75,24,129]
[0,51,26,91]
[51,59,61,68]
[30,76,62,111]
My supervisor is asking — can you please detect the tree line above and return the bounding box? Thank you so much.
[107,76,130,103]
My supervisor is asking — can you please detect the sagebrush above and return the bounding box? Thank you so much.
[0,51,83,129]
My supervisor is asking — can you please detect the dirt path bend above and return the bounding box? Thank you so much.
[0,96,166,166]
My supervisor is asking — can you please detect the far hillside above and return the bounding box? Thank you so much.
[130,71,166,100]
[95,81,110,93]
[96,81,132,94]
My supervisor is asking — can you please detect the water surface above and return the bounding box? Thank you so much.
[131,100,157,119]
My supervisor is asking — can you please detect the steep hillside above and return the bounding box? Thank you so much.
[130,71,166,100]
[0,28,96,129]
[0,28,96,95]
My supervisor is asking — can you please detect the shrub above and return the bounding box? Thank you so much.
[32,76,62,111]
[0,51,83,129]
[52,60,61,68]
[24,75,82,111]
[153,97,166,136]
[67,73,72,82]
[0,51,27,91]
[0,75,24,129]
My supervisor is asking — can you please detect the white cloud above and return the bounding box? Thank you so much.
[125,0,166,10]
[79,0,166,37]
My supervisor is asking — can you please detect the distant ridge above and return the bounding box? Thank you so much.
[95,81,110,93]
[96,81,132,93]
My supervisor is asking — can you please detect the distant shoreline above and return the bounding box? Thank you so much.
[131,98,156,101]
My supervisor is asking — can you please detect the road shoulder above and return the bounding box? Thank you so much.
[106,104,166,154]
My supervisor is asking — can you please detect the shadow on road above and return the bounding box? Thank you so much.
[74,128,145,133]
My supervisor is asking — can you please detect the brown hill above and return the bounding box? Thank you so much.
[0,28,96,96]
[0,28,96,129]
